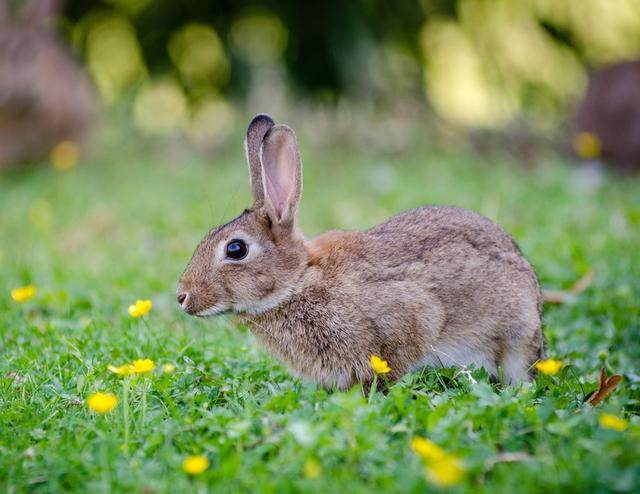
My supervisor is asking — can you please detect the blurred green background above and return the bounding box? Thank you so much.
[58,0,640,143]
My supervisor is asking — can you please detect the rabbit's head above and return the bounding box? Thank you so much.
[178,115,307,316]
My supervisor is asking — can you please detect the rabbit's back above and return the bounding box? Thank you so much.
[365,205,542,379]
[251,205,542,388]
[369,205,518,250]
[366,205,536,288]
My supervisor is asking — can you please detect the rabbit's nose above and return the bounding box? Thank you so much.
[177,292,188,306]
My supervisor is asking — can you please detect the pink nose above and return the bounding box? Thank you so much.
[177,292,188,306]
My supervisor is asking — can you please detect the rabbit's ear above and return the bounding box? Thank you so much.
[260,124,302,225]
[245,114,275,208]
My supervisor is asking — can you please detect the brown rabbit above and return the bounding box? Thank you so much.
[0,0,95,167]
[178,114,543,389]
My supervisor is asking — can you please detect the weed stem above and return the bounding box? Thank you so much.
[123,378,130,455]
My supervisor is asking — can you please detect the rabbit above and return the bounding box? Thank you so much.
[0,0,96,168]
[177,114,544,390]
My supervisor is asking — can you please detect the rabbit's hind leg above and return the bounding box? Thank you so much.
[499,346,533,384]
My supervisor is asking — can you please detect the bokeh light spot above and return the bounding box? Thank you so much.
[169,24,230,92]
[133,79,188,135]
[421,19,518,127]
[188,97,236,149]
[230,11,288,65]
[573,132,601,159]
[83,13,147,103]
[50,141,80,171]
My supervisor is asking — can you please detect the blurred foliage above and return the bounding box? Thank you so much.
[60,0,640,135]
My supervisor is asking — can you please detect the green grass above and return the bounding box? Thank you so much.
[1,119,639,493]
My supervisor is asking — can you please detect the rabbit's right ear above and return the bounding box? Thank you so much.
[259,124,302,226]
[245,114,275,208]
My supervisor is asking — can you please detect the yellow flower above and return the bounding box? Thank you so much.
[535,358,563,376]
[109,358,155,376]
[425,454,466,487]
[87,392,118,414]
[11,285,37,303]
[572,132,601,159]
[50,140,79,171]
[128,299,153,317]
[411,437,445,461]
[599,413,628,432]
[163,363,176,374]
[411,437,466,486]
[182,455,209,474]
[370,355,391,374]
[108,363,135,376]
[131,358,155,373]
[303,458,321,479]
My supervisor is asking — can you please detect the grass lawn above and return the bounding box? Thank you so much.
[1,119,639,493]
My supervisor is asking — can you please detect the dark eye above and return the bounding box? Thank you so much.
[225,239,248,260]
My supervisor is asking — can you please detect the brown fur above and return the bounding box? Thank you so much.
[306,231,354,265]
[178,115,543,390]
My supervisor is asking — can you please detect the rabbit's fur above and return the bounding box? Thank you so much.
[0,0,95,167]
[178,114,543,389]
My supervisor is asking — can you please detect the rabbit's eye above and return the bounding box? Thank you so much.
[225,239,248,260]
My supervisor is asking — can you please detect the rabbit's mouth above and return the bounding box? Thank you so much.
[233,288,292,316]
[196,303,231,318]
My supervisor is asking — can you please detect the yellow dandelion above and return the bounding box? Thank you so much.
[599,413,628,432]
[87,392,118,414]
[11,285,37,303]
[411,437,445,461]
[370,355,391,374]
[163,363,176,374]
[128,299,153,318]
[182,455,209,475]
[303,458,322,479]
[50,140,79,171]
[572,132,601,159]
[109,358,155,376]
[535,358,563,376]
[425,454,466,487]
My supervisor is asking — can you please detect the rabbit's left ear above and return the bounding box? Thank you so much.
[245,114,274,208]
[260,124,302,225]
